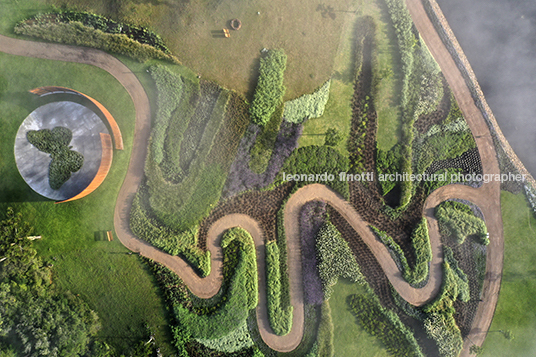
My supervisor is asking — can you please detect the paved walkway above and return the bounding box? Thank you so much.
[0,3,504,350]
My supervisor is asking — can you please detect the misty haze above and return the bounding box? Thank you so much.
[437,0,536,177]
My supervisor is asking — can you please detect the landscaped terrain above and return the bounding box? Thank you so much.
[0,0,533,356]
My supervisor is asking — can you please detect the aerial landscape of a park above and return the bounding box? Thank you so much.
[1,0,536,356]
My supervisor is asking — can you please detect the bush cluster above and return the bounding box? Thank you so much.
[27,127,84,190]
[370,219,432,287]
[348,290,424,357]
[0,208,100,356]
[250,49,287,126]
[174,228,258,340]
[435,201,488,245]
[14,21,178,63]
[274,145,349,198]
[249,103,284,174]
[316,221,364,300]
[283,80,331,124]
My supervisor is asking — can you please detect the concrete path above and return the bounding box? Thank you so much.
[0,5,504,351]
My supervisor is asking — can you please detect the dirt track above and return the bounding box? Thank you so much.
[0,1,504,351]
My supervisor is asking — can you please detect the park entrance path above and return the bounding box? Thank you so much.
[0,1,504,349]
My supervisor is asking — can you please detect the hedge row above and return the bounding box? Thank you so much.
[265,240,293,336]
[274,145,349,199]
[371,219,432,287]
[130,189,211,277]
[435,201,488,245]
[249,103,284,174]
[348,289,424,357]
[317,302,334,357]
[250,49,287,126]
[316,221,364,300]
[423,313,462,357]
[14,21,178,63]
[174,228,258,340]
[283,80,331,124]
[21,10,170,53]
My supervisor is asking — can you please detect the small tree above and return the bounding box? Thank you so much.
[324,128,342,147]
[470,345,483,355]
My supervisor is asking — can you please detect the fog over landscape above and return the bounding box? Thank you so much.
[436,0,536,177]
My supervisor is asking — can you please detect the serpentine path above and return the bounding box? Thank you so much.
[0,1,504,353]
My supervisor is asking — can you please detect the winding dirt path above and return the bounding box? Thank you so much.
[0,1,504,351]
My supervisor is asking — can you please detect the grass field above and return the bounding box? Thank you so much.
[3,0,352,101]
[479,191,536,357]
[330,279,390,357]
[0,52,174,354]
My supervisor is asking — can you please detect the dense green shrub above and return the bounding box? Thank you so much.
[265,240,293,335]
[249,104,284,174]
[324,128,343,147]
[422,168,464,195]
[348,289,424,357]
[275,145,349,199]
[376,144,402,196]
[14,21,179,63]
[316,221,364,299]
[283,80,331,123]
[27,127,84,190]
[250,49,287,126]
[0,208,100,357]
[371,219,432,287]
[174,228,258,340]
[130,190,211,276]
[435,201,488,245]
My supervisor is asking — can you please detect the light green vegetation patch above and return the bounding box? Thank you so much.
[316,221,365,300]
[283,80,331,124]
[435,201,488,245]
[196,314,254,353]
[479,192,536,356]
[0,52,174,354]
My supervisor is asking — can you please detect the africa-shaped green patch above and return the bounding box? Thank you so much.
[27,126,84,190]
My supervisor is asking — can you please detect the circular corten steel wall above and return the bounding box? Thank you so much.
[14,101,109,201]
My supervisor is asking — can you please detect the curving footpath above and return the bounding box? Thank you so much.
[0,3,504,352]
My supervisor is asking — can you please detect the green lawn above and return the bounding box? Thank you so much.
[360,0,402,151]
[479,191,536,356]
[330,279,390,357]
[298,8,357,154]
[0,52,174,354]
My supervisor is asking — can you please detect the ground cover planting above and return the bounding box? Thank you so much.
[0,0,519,355]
